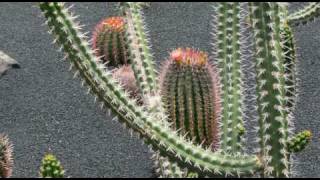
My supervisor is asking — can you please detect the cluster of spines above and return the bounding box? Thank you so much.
[39,154,64,178]
[159,47,221,149]
[280,21,297,114]
[249,2,290,177]
[92,16,129,67]
[287,2,320,27]
[39,2,261,177]
[0,134,13,178]
[211,2,246,154]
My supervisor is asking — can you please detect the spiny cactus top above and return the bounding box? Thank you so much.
[40,154,64,178]
[159,48,221,150]
[0,134,13,178]
[92,16,129,67]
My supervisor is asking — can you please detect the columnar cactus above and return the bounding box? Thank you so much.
[38,2,316,178]
[92,16,129,67]
[40,154,64,178]
[0,134,13,178]
[159,48,221,149]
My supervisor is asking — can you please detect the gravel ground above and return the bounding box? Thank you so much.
[0,2,319,178]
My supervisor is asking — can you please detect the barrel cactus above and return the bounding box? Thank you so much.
[39,154,64,178]
[38,2,319,178]
[159,48,221,149]
[0,134,13,178]
[92,16,129,67]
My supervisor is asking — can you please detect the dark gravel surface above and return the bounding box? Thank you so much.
[0,2,319,178]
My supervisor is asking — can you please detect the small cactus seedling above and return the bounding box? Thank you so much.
[39,154,64,178]
[92,16,129,67]
[159,48,221,149]
[0,134,13,178]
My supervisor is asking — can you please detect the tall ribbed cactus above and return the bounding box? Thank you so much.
[288,2,320,26]
[37,2,315,178]
[92,16,129,67]
[159,48,221,149]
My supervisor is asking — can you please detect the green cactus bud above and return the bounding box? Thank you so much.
[159,48,221,149]
[0,134,13,178]
[40,153,64,178]
[92,16,129,67]
[288,130,312,153]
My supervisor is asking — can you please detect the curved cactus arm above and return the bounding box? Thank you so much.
[122,2,158,96]
[287,2,320,27]
[249,2,290,177]
[39,2,261,176]
[211,2,245,154]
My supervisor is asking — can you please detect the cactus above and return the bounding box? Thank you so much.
[40,154,64,178]
[287,2,320,27]
[288,130,312,153]
[159,48,221,149]
[38,2,317,178]
[0,134,13,178]
[92,16,129,67]
[112,65,142,104]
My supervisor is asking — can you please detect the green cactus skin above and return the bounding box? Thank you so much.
[92,16,129,67]
[212,2,246,154]
[280,22,297,113]
[40,154,64,178]
[288,2,320,27]
[249,2,290,177]
[0,134,13,178]
[159,48,221,149]
[288,130,312,153]
[39,2,261,176]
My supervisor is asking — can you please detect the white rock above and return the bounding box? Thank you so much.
[0,50,20,77]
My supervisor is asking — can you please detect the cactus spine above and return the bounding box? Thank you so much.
[159,48,220,149]
[0,134,13,178]
[92,16,129,67]
[40,154,64,178]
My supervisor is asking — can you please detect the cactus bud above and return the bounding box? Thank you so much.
[288,130,312,153]
[112,65,142,104]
